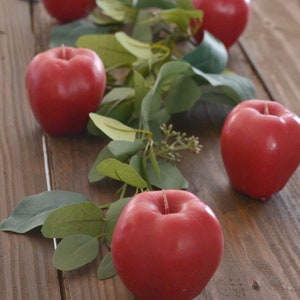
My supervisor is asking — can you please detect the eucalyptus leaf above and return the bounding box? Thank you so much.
[87,99,135,136]
[176,0,194,9]
[77,34,136,68]
[98,158,148,188]
[108,140,145,157]
[96,0,137,23]
[146,159,188,189]
[50,20,112,48]
[102,87,134,104]
[133,70,148,117]
[131,10,153,43]
[149,145,160,179]
[115,32,153,60]
[158,9,203,33]
[165,74,200,114]
[140,61,192,129]
[89,113,137,141]
[183,31,228,74]
[105,197,131,247]
[88,140,144,183]
[199,84,242,106]
[52,234,99,271]
[0,191,90,233]
[89,146,117,183]
[191,67,256,102]
[98,252,117,279]
[41,202,103,238]
[133,0,176,9]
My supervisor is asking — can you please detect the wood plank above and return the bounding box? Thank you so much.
[241,0,300,115]
[29,0,300,299]
[0,0,61,299]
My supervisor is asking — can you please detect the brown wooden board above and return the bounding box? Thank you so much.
[0,0,61,299]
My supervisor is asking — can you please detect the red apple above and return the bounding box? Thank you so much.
[221,100,300,200]
[25,46,106,136]
[111,190,224,300]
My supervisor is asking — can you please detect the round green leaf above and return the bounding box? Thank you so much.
[41,202,103,238]
[52,234,99,271]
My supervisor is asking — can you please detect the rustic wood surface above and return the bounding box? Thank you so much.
[0,0,299,299]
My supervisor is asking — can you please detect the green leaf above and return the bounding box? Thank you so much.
[149,145,160,179]
[175,0,194,9]
[76,34,136,68]
[96,0,137,24]
[133,0,176,9]
[108,140,145,157]
[89,113,137,141]
[50,20,112,48]
[140,61,192,132]
[115,32,153,60]
[0,191,90,233]
[183,31,228,74]
[158,9,203,33]
[87,99,135,136]
[97,158,148,188]
[198,73,256,105]
[102,87,134,104]
[98,252,117,279]
[89,141,144,183]
[131,10,153,43]
[191,67,256,104]
[133,70,148,117]
[165,74,200,114]
[89,146,117,182]
[105,197,131,247]
[52,234,99,271]
[41,202,103,238]
[146,159,188,189]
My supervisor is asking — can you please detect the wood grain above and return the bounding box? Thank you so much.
[0,0,61,299]
[0,0,299,299]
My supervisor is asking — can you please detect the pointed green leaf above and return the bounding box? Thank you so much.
[183,31,228,74]
[115,32,152,60]
[133,0,176,9]
[133,70,148,117]
[102,87,134,104]
[41,202,103,238]
[165,74,200,114]
[98,158,148,188]
[131,10,153,43]
[89,146,117,183]
[149,145,160,179]
[0,191,90,233]
[76,34,136,68]
[140,61,192,133]
[50,19,111,48]
[52,234,99,271]
[191,67,256,103]
[89,141,144,183]
[146,159,188,189]
[98,252,117,279]
[89,113,137,141]
[158,9,203,33]
[108,140,145,157]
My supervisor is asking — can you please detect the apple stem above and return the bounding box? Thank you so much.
[61,44,66,60]
[264,102,270,115]
[162,190,170,214]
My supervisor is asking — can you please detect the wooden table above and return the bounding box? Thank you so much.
[1,0,299,299]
